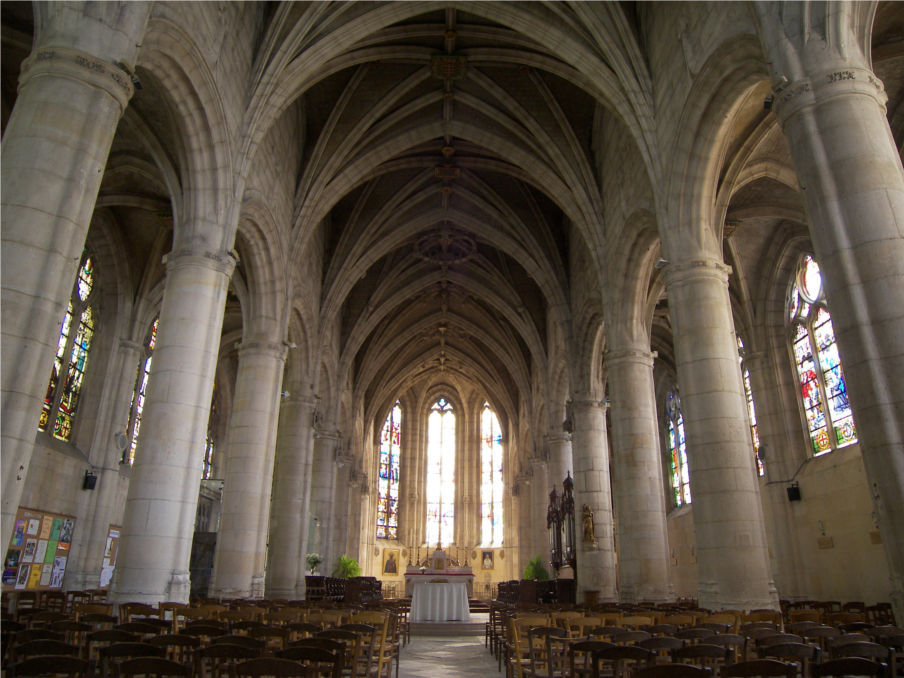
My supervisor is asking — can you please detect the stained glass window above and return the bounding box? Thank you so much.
[480,403,504,547]
[425,397,455,547]
[377,401,402,539]
[203,387,218,479]
[737,337,764,476]
[787,255,857,455]
[124,317,159,464]
[39,254,96,441]
[666,389,691,507]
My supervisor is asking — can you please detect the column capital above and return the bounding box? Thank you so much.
[605,348,655,368]
[236,340,288,362]
[570,397,608,412]
[163,248,237,277]
[772,66,887,124]
[19,46,134,113]
[662,258,731,289]
[118,338,142,353]
[545,431,572,445]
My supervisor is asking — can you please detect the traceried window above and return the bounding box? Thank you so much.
[480,403,504,547]
[787,254,857,455]
[737,336,764,476]
[39,253,96,441]
[202,387,218,479]
[124,317,159,464]
[425,397,455,547]
[666,389,691,507]
[377,401,401,539]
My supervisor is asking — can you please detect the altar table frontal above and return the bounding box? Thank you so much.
[409,581,471,622]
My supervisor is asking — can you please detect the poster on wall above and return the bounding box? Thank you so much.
[99,525,120,588]
[2,507,75,592]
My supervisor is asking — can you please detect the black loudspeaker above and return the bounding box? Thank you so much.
[786,483,801,502]
[83,471,98,490]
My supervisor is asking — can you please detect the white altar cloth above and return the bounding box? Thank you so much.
[409,581,471,622]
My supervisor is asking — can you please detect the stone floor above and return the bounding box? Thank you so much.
[398,612,501,677]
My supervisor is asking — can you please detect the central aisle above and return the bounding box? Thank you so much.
[398,633,501,678]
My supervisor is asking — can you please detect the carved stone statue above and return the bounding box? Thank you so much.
[582,504,594,542]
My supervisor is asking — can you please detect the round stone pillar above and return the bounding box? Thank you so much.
[266,394,316,598]
[546,432,573,493]
[606,348,672,603]
[112,249,235,604]
[663,258,777,610]
[570,397,617,601]
[1,37,144,545]
[530,457,550,566]
[772,67,904,624]
[210,340,287,599]
[310,430,340,571]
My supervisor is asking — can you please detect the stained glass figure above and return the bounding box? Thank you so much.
[425,397,455,547]
[377,401,401,539]
[39,254,95,441]
[125,317,159,464]
[738,337,764,476]
[480,402,504,547]
[787,255,857,454]
[666,389,691,507]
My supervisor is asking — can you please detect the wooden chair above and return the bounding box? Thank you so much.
[722,659,798,678]
[9,638,79,662]
[831,640,890,661]
[98,641,165,678]
[507,615,550,678]
[235,654,339,677]
[788,610,822,626]
[87,628,140,664]
[594,645,656,678]
[611,629,652,645]
[812,657,885,677]
[147,632,201,664]
[318,628,365,677]
[249,624,292,652]
[755,634,804,655]
[525,625,570,678]
[349,610,391,678]
[11,654,91,677]
[568,639,616,678]
[702,632,746,663]
[194,642,263,678]
[676,628,717,645]
[757,642,818,678]
[212,633,269,650]
[116,620,166,640]
[671,643,732,675]
[700,613,741,634]
[118,656,192,677]
[339,622,379,677]
[638,636,685,663]
[119,602,160,623]
[621,615,656,630]
[633,665,712,678]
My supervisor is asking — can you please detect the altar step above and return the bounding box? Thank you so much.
[409,612,488,637]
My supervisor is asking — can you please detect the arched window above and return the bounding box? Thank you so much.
[124,316,159,464]
[39,253,96,441]
[666,389,690,507]
[425,397,455,547]
[377,401,401,539]
[787,254,857,455]
[202,385,218,479]
[480,402,504,547]
[737,336,764,476]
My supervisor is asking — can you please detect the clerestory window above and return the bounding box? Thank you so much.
[425,397,455,547]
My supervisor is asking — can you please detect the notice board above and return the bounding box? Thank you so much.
[3,507,75,591]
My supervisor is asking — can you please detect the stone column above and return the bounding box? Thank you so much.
[67,338,143,590]
[546,432,573,493]
[112,249,235,604]
[663,258,777,610]
[606,348,672,603]
[1,6,149,544]
[763,54,904,623]
[209,340,286,599]
[570,396,617,601]
[530,457,550,566]
[330,460,350,561]
[266,394,316,599]
[310,430,340,570]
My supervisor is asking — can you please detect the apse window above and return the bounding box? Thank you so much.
[737,336,764,476]
[425,397,455,547]
[787,254,857,455]
[481,402,504,547]
[376,401,401,540]
[666,389,691,507]
[39,253,96,441]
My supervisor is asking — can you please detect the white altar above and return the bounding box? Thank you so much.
[404,547,474,597]
[409,580,471,622]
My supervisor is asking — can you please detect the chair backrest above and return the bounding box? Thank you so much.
[118,656,192,677]
[621,615,656,629]
[755,633,804,650]
[722,659,798,678]
[235,655,337,677]
[676,628,716,643]
[813,657,885,677]
[212,634,268,650]
[10,638,79,661]
[527,625,570,678]
[195,642,264,678]
[634,665,713,678]
[147,633,200,664]
[569,639,617,678]
[12,654,90,677]
[612,629,652,645]
[833,641,889,660]
[596,644,656,678]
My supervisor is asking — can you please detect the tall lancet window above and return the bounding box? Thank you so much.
[124,316,159,464]
[39,253,96,441]
[787,254,857,455]
[425,397,455,547]
[377,401,402,539]
[737,336,764,476]
[666,389,691,507]
[481,402,504,547]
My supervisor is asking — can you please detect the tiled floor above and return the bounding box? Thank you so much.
[399,612,501,677]
[398,633,501,677]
